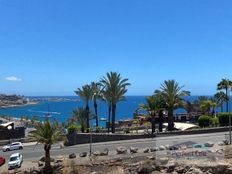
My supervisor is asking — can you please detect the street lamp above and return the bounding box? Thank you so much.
[229,89,231,144]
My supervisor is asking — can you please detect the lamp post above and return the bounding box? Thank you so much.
[229,89,231,144]
[89,127,92,156]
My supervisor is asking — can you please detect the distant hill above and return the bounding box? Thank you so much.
[0,94,37,108]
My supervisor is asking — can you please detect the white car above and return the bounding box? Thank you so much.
[2,142,23,152]
[8,153,23,169]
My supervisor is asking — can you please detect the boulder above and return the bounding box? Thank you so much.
[100,148,109,156]
[69,153,76,159]
[159,157,169,165]
[93,151,101,156]
[130,147,138,154]
[116,146,127,154]
[159,145,166,151]
[218,142,225,146]
[143,148,150,153]
[79,152,87,157]
[223,139,229,145]
[204,142,214,147]
[165,144,170,150]
[150,147,159,152]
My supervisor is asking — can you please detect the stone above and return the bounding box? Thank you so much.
[69,153,76,159]
[79,152,87,157]
[225,167,232,174]
[143,148,150,153]
[159,157,169,165]
[150,147,159,152]
[93,151,101,156]
[175,166,185,174]
[137,163,152,174]
[116,146,127,154]
[218,142,225,146]
[151,171,162,174]
[204,142,214,147]
[223,139,229,145]
[186,167,203,174]
[38,161,44,167]
[39,156,45,162]
[100,148,109,156]
[166,163,176,173]
[147,156,155,160]
[130,147,138,154]
[159,146,166,151]
[165,144,170,150]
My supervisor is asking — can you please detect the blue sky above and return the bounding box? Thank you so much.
[0,0,232,96]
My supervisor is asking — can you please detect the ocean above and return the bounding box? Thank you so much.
[0,96,230,127]
[0,96,146,126]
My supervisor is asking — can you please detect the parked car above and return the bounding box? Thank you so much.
[0,156,6,166]
[8,153,23,169]
[2,142,23,152]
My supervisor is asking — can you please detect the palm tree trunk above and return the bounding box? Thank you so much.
[107,104,111,133]
[86,104,90,133]
[167,109,174,131]
[81,126,85,133]
[44,144,51,173]
[221,103,223,112]
[94,101,99,127]
[111,103,116,133]
[158,110,163,132]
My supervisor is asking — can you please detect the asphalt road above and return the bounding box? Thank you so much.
[0,131,229,162]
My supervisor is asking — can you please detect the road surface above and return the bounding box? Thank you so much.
[0,131,229,162]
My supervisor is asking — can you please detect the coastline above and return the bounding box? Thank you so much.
[0,101,39,109]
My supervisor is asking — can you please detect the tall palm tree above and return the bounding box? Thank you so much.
[214,91,227,112]
[91,82,102,128]
[30,121,65,173]
[102,89,112,133]
[100,72,130,133]
[155,80,190,131]
[217,78,232,112]
[75,84,93,133]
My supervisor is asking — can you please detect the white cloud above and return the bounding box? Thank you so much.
[5,76,22,81]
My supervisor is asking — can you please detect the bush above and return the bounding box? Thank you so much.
[198,115,220,127]
[67,124,78,134]
[218,113,232,126]
[198,115,211,127]
[210,117,219,127]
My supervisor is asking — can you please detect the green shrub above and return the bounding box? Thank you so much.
[67,124,78,134]
[210,117,219,127]
[218,113,232,126]
[198,115,211,127]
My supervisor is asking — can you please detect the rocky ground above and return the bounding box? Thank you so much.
[1,141,232,174]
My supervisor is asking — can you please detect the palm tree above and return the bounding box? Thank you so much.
[100,72,130,133]
[101,89,112,133]
[72,107,88,133]
[91,82,102,128]
[214,91,227,112]
[217,78,232,112]
[30,121,65,173]
[200,99,216,115]
[75,84,93,133]
[140,94,166,132]
[155,80,190,131]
